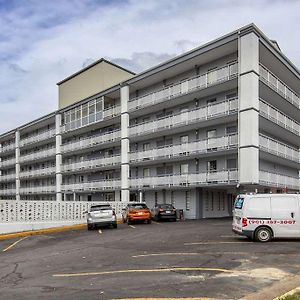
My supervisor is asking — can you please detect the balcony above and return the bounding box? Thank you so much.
[0,174,16,182]
[130,169,238,189]
[62,156,121,173]
[130,134,238,163]
[259,171,299,190]
[61,130,121,153]
[128,62,238,111]
[0,158,16,168]
[259,99,300,136]
[19,167,56,179]
[19,148,56,163]
[0,189,16,195]
[0,143,15,154]
[129,98,238,137]
[259,134,299,163]
[19,185,56,194]
[61,179,121,192]
[20,129,56,147]
[259,64,300,109]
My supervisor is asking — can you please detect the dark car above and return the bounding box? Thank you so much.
[151,204,177,221]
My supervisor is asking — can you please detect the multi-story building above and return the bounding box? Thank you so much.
[1,24,299,219]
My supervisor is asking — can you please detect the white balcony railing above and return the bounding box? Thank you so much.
[61,180,121,192]
[0,143,15,153]
[259,99,300,135]
[103,106,121,119]
[259,64,300,109]
[19,148,56,163]
[130,134,238,163]
[128,62,238,111]
[62,156,121,173]
[19,185,56,194]
[259,134,300,163]
[19,167,56,179]
[20,129,56,147]
[129,98,238,137]
[130,170,238,188]
[61,130,121,153]
[0,174,16,182]
[259,171,300,190]
[0,158,16,168]
[0,189,16,195]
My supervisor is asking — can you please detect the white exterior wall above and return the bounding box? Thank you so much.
[238,32,260,185]
[15,130,20,201]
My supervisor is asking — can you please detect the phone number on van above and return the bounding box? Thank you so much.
[248,220,296,225]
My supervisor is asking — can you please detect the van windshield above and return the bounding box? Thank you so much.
[234,197,244,209]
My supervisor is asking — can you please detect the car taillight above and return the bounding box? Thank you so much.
[172,209,176,212]
[159,208,164,212]
[242,218,248,227]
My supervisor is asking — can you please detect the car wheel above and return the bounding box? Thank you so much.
[127,219,131,225]
[87,224,93,231]
[147,219,152,224]
[113,223,118,229]
[255,227,272,242]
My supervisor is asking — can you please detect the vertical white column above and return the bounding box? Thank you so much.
[121,85,130,203]
[238,31,260,186]
[15,130,20,201]
[55,114,62,201]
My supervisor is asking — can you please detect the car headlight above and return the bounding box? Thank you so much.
[87,217,93,222]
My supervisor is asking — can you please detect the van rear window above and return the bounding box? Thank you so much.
[234,197,244,209]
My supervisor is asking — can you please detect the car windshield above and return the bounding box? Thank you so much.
[129,203,148,209]
[90,205,111,212]
[159,204,174,209]
[234,197,244,209]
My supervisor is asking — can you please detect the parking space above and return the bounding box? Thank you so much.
[0,219,299,299]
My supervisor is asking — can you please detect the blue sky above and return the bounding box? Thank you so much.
[1,0,300,133]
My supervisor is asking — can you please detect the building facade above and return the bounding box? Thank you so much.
[0,24,299,219]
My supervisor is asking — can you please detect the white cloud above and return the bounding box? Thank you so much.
[0,0,300,133]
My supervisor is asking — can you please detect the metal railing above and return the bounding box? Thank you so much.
[19,185,56,194]
[62,156,121,173]
[128,62,238,111]
[259,99,300,135]
[19,148,56,163]
[130,169,238,188]
[259,64,300,109]
[130,134,238,162]
[0,200,129,223]
[259,170,299,190]
[0,158,16,168]
[0,174,16,182]
[0,189,16,195]
[19,167,56,178]
[0,143,15,153]
[61,130,121,153]
[129,98,238,137]
[61,179,121,192]
[259,134,299,163]
[20,128,56,147]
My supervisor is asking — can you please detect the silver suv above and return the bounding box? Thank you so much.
[86,204,117,230]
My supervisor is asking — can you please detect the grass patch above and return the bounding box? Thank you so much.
[279,291,300,300]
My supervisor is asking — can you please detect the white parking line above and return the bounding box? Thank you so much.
[184,241,251,245]
[98,229,102,234]
[129,225,136,229]
[2,236,28,252]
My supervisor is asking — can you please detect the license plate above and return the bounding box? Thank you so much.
[138,212,143,215]
[166,211,171,214]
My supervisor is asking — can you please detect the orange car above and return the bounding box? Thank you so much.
[122,203,152,225]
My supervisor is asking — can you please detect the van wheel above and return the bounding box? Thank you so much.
[255,227,272,242]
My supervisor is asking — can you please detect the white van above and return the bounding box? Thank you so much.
[232,194,300,242]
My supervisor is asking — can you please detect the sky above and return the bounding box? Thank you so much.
[0,0,300,133]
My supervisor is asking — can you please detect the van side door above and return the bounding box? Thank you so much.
[271,196,299,238]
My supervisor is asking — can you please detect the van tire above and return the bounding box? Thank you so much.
[255,227,272,242]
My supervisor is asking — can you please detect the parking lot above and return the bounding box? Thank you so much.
[0,219,299,300]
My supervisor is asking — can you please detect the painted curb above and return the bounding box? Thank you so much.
[274,286,300,300]
[0,219,123,240]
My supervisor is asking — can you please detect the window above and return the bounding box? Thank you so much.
[155,192,158,205]
[207,129,217,139]
[208,160,217,171]
[143,143,150,151]
[207,98,217,104]
[211,192,214,211]
[234,197,244,209]
[226,126,237,134]
[180,135,189,144]
[226,92,237,99]
[171,191,175,206]
[185,191,190,211]
[180,164,189,174]
[227,159,237,169]
[143,168,150,177]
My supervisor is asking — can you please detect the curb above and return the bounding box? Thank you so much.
[0,219,123,240]
[274,286,300,300]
